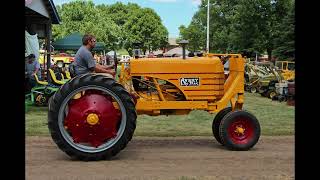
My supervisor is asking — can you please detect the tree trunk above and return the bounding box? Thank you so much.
[127,48,133,57]
[267,48,272,62]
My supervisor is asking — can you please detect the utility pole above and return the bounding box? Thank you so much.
[206,0,210,53]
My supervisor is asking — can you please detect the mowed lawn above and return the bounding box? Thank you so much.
[25,92,294,136]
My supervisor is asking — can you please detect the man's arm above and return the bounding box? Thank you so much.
[84,50,115,76]
[94,64,115,76]
[103,64,114,70]
[95,64,113,70]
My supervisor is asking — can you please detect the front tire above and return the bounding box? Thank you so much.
[266,90,277,99]
[48,73,137,161]
[219,110,260,151]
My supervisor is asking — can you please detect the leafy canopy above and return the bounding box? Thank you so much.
[53,0,168,53]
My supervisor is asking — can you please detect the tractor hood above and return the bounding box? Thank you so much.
[130,57,224,74]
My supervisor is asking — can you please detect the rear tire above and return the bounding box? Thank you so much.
[250,87,257,93]
[48,73,137,161]
[278,96,286,102]
[266,90,277,99]
[212,107,232,145]
[219,110,260,151]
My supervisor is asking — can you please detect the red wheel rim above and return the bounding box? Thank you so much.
[64,90,121,147]
[227,118,254,144]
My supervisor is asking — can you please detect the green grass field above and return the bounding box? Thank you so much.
[25,92,294,136]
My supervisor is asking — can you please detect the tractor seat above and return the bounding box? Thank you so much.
[60,72,65,81]
[60,71,72,80]
[34,74,48,85]
[48,69,68,85]
[65,71,72,79]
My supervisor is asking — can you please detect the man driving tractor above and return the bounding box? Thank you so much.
[73,34,115,77]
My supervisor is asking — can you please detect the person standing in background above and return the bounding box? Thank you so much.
[25,54,41,89]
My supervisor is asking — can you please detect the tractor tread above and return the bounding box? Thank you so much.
[212,107,232,145]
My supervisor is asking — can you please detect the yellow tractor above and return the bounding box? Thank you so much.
[275,61,295,81]
[48,49,261,161]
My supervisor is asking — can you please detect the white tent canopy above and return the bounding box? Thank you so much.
[151,49,164,55]
[163,47,190,57]
[106,51,118,56]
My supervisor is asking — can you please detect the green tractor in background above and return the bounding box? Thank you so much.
[25,74,60,108]
[25,65,71,108]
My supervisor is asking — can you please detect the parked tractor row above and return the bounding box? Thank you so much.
[244,60,295,105]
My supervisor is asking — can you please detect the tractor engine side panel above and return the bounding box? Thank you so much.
[130,57,225,101]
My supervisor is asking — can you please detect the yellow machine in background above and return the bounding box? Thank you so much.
[38,50,74,65]
[48,50,261,161]
[275,61,295,80]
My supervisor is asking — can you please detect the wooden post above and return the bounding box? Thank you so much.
[46,22,52,81]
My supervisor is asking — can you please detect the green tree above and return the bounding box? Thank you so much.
[179,0,241,53]
[52,0,121,50]
[179,0,295,60]
[234,0,293,60]
[52,0,97,39]
[178,11,206,51]
[53,1,168,53]
[123,8,168,55]
[272,1,295,60]
[96,2,143,51]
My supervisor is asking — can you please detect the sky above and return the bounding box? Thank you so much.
[52,0,202,38]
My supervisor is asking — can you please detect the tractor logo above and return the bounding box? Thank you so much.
[180,78,200,86]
